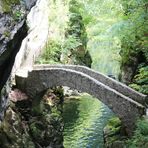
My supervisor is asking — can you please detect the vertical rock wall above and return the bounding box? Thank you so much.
[12,0,51,76]
[0,1,64,147]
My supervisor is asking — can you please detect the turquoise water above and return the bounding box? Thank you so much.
[63,94,114,148]
[63,1,121,147]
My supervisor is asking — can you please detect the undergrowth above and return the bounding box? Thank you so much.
[126,119,148,148]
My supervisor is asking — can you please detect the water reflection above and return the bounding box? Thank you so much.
[63,94,113,148]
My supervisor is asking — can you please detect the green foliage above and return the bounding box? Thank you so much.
[137,119,148,135]
[63,36,82,52]
[108,0,148,93]
[107,117,121,128]
[127,119,148,148]
[36,40,62,64]
[67,0,88,49]
[106,117,121,135]
[36,36,82,64]
[3,30,11,38]
[36,0,88,65]
[113,0,148,65]
[130,66,148,94]
[13,10,22,21]
[1,0,20,12]
[72,0,122,76]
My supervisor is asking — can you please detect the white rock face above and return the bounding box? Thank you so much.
[12,0,69,75]
[12,0,69,80]
[12,0,50,73]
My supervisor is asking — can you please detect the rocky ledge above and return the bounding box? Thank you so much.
[0,87,64,148]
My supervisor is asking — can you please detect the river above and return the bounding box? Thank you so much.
[62,1,121,147]
[63,94,114,147]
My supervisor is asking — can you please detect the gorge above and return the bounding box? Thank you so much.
[0,0,148,148]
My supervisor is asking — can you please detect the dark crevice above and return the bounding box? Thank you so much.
[0,21,28,91]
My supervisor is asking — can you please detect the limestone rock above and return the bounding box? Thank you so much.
[9,88,28,102]
[12,0,53,75]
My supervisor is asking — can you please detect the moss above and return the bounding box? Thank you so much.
[105,117,122,135]
[0,130,10,147]
[130,65,148,95]
[107,117,121,128]
[1,0,20,13]
[104,117,126,147]
[107,136,119,144]
[3,30,11,38]
[30,121,45,138]
[12,10,23,21]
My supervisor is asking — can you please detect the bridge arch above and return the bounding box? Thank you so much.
[15,66,146,136]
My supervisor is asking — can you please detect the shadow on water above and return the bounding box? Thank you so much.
[63,98,80,127]
[63,94,114,148]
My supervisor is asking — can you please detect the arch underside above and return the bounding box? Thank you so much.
[15,67,146,136]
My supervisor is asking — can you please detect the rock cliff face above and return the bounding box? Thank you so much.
[0,88,64,148]
[119,54,141,85]
[0,1,92,147]
[12,0,51,74]
[0,0,37,136]
[0,0,37,91]
[0,1,64,147]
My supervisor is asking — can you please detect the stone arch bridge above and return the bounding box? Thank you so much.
[15,64,147,136]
